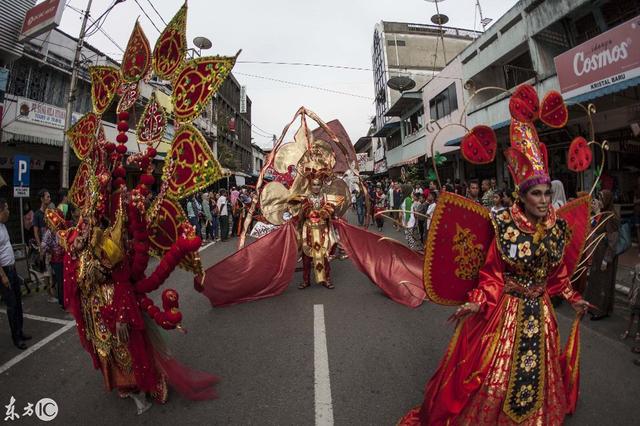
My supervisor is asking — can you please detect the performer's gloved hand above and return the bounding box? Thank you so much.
[571,299,595,315]
[447,302,480,323]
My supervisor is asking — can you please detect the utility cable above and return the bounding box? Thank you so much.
[145,0,168,26]
[132,0,162,33]
[234,72,373,100]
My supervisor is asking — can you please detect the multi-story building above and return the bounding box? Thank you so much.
[372,21,480,177]
[251,143,265,179]
[371,21,481,148]
[212,74,253,176]
[455,0,640,198]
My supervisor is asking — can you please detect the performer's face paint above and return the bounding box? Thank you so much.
[523,184,552,219]
[311,179,322,194]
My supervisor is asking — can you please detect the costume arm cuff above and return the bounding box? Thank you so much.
[561,285,581,304]
[467,288,487,307]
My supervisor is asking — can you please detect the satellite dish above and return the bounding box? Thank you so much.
[431,13,449,25]
[193,36,212,50]
[387,76,416,92]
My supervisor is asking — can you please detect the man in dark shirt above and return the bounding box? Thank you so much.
[1,198,31,350]
[33,188,51,249]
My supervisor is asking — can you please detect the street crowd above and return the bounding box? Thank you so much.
[2,176,640,365]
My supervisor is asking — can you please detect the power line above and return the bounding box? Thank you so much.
[236,60,372,72]
[252,123,274,137]
[236,60,461,80]
[235,72,373,100]
[65,5,125,54]
[132,0,162,33]
[145,0,168,26]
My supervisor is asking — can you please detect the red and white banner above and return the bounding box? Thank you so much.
[554,15,640,99]
[19,0,65,42]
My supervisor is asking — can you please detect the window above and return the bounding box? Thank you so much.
[601,0,640,29]
[404,106,425,136]
[574,12,600,45]
[387,39,406,47]
[429,83,458,121]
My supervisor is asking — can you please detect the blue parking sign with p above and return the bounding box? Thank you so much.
[13,155,30,187]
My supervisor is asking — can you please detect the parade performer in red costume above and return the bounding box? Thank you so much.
[292,145,343,290]
[199,107,426,308]
[49,3,238,414]
[399,84,602,425]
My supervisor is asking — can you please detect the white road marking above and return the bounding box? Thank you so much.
[199,241,215,252]
[314,304,334,426]
[0,322,75,375]
[0,309,72,325]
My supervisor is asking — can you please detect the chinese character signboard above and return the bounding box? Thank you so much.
[240,85,247,114]
[14,97,82,130]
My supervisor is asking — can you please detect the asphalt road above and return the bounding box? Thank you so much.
[2,213,640,425]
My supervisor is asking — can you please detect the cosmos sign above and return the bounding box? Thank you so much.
[554,15,640,99]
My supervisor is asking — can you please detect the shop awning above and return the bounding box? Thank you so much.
[384,92,423,117]
[1,130,62,147]
[444,119,510,147]
[565,75,640,104]
[372,121,401,137]
[388,154,423,168]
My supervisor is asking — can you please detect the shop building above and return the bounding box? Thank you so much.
[454,0,640,195]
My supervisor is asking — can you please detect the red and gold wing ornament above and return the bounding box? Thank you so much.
[172,54,238,124]
[89,66,120,116]
[121,20,152,83]
[147,198,202,274]
[116,81,140,113]
[556,195,591,278]
[153,3,187,80]
[424,192,494,305]
[66,112,99,160]
[162,124,226,199]
[69,161,96,213]
[137,93,167,145]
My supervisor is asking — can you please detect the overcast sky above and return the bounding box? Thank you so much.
[60,0,518,148]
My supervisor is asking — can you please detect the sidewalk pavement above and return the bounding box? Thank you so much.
[615,244,639,297]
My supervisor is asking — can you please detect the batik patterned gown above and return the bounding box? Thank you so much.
[400,204,582,426]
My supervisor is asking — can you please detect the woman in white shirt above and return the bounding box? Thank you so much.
[551,180,567,210]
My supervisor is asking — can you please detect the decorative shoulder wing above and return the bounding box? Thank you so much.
[556,195,592,279]
[423,192,494,305]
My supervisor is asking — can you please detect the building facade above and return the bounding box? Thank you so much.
[456,0,640,199]
[371,20,481,138]
[373,21,479,178]
[212,74,253,176]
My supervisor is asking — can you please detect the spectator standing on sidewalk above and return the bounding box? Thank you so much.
[201,192,213,242]
[467,180,480,203]
[33,189,50,249]
[354,188,366,226]
[633,176,640,255]
[584,190,620,320]
[218,189,230,241]
[551,180,567,209]
[41,224,64,308]
[186,196,200,239]
[57,190,71,221]
[480,179,495,209]
[387,181,396,230]
[210,191,220,241]
[0,198,31,350]
[393,183,403,231]
[622,263,640,342]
